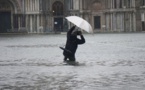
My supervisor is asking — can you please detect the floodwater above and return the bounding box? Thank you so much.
[0,33,145,90]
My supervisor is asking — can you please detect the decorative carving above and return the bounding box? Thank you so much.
[0,1,11,11]
[0,0,21,12]
[92,2,102,11]
[9,0,21,13]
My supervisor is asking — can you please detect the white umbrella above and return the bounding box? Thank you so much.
[65,16,93,33]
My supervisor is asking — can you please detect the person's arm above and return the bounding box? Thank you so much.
[77,34,85,44]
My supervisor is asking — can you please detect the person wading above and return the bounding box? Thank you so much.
[61,25,85,63]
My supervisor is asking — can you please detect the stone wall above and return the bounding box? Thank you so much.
[0,0,144,33]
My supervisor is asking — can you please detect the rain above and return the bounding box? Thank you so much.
[0,33,145,90]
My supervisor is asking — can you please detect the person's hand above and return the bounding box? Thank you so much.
[79,31,82,35]
[77,31,82,35]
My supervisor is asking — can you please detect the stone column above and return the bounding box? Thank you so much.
[111,13,113,32]
[121,13,123,31]
[35,0,36,11]
[28,0,30,12]
[106,14,108,31]
[141,12,145,31]
[18,16,20,30]
[30,0,32,11]
[113,13,116,31]
[29,0,30,11]
[30,15,33,33]
[25,0,27,12]
[124,12,126,32]
[37,15,40,33]
[122,0,124,8]
[25,15,28,32]
[79,0,82,10]
[141,13,144,22]
[72,0,74,9]
[37,0,39,11]
[111,0,113,9]
[133,12,136,31]
[130,13,132,32]
[34,15,36,33]
[36,0,37,11]
[122,13,124,31]
[11,13,13,30]
[33,0,34,11]
[27,0,29,11]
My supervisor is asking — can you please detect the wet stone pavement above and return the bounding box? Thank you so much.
[0,33,145,90]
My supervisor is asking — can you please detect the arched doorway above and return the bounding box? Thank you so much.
[0,0,12,33]
[52,1,64,32]
[91,1,102,30]
[0,0,20,33]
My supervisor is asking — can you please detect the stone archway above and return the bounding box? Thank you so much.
[91,0,102,12]
[90,0,104,31]
[0,0,21,13]
[52,1,64,32]
[8,0,21,13]
[52,1,63,16]
[0,0,20,33]
[0,0,13,12]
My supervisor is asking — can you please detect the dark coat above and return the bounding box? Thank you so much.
[63,26,85,57]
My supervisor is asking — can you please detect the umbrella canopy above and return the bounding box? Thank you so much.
[65,16,93,33]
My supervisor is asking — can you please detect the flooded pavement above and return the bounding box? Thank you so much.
[0,33,145,90]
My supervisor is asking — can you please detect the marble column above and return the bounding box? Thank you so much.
[122,0,123,7]
[141,13,145,22]
[28,0,30,12]
[25,15,28,31]
[111,13,113,31]
[133,12,136,31]
[27,0,29,11]
[79,0,82,10]
[37,15,39,33]
[25,0,27,12]
[130,13,132,31]
[106,14,110,31]
[122,13,124,31]
[113,13,116,31]
[37,0,39,11]
[11,13,13,30]
[121,13,123,31]
[34,15,36,33]
[18,16,20,30]
[33,0,34,11]
[111,0,113,9]
[30,0,32,11]
[34,0,36,11]
[30,15,33,33]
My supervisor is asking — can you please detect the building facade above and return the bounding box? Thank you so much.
[0,0,144,33]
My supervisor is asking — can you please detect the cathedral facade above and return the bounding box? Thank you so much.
[0,0,144,33]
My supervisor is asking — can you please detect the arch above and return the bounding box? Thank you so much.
[90,0,103,12]
[0,0,21,33]
[52,1,64,16]
[7,0,21,13]
[0,0,12,11]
